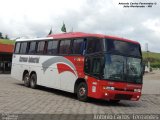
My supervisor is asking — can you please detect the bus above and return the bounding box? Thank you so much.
[11,32,144,103]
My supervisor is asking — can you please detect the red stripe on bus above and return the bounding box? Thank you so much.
[57,63,76,76]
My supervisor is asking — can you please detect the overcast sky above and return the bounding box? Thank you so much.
[0,0,160,52]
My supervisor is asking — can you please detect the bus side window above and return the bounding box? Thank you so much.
[47,40,58,55]
[28,41,37,54]
[14,42,21,54]
[59,40,71,54]
[84,57,91,74]
[107,39,115,51]
[91,58,101,77]
[84,56,103,78]
[37,41,45,54]
[72,39,85,55]
[19,42,28,54]
[86,38,104,54]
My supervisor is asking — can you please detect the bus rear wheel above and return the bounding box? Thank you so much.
[30,74,37,89]
[77,82,88,102]
[24,73,30,87]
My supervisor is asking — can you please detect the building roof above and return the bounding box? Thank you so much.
[0,44,14,53]
[0,39,14,53]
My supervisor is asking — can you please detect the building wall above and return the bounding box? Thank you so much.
[0,44,14,53]
[0,53,12,73]
[0,44,13,73]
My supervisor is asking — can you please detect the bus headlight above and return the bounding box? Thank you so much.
[103,86,115,90]
[134,88,141,92]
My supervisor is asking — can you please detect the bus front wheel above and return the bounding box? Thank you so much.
[30,74,37,89]
[77,82,88,102]
[24,73,30,87]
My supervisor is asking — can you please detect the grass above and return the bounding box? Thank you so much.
[142,51,160,68]
[0,39,15,45]
[142,52,160,60]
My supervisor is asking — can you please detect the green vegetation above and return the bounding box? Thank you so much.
[0,39,15,45]
[142,52,160,68]
[143,52,160,60]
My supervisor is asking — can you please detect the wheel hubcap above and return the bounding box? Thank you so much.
[79,87,86,96]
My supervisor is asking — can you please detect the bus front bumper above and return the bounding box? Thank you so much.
[100,90,141,101]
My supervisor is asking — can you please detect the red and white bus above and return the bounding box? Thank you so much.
[11,32,144,102]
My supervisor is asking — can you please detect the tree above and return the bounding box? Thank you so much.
[5,35,9,39]
[0,32,4,39]
[48,27,52,35]
[61,23,67,32]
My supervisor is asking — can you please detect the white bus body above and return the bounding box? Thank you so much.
[11,38,78,93]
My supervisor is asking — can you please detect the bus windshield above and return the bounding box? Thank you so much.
[106,39,141,57]
[103,54,142,84]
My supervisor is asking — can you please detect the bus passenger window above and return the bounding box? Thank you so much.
[72,39,84,54]
[14,42,21,54]
[86,38,104,54]
[28,42,37,54]
[47,41,58,54]
[37,41,45,54]
[59,40,71,54]
[20,42,28,54]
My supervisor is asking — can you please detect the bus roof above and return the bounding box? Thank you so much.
[16,32,139,44]
[16,37,53,42]
[48,32,139,44]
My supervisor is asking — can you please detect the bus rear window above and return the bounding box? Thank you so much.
[106,39,141,57]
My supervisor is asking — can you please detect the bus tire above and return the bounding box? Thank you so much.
[30,74,37,89]
[77,82,88,102]
[23,73,30,87]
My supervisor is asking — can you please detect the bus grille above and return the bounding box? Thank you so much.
[114,94,132,100]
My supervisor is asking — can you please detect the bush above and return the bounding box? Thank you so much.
[151,63,160,68]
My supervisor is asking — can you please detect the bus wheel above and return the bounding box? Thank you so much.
[109,100,120,103]
[24,73,30,87]
[30,74,37,89]
[77,82,88,102]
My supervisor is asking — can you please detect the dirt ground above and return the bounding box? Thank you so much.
[143,70,160,80]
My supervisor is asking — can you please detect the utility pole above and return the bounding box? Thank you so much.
[145,43,150,72]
